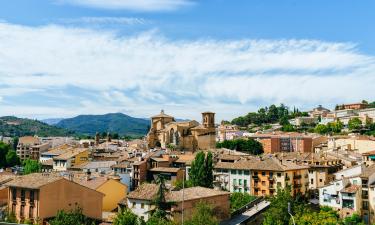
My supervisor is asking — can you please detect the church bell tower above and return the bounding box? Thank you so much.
[202,112,215,128]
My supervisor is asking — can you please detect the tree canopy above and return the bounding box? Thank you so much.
[49,207,96,225]
[185,201,218,225]
[114,208,144,225]
[216,139,263,155]
[229,192,256,213]
[23,159,42,175]
[189,151,214,188]
[348,118,363,131]
[0,142,20,168]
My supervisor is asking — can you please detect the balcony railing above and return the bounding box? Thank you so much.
[294,175,302,179]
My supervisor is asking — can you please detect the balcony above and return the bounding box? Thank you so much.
[253,175,259,180]
[293,183,302,188]
[285,176,290,181]
[268,176,274,180]
[294,175,302,179]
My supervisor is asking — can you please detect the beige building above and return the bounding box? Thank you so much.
[17,136,50,160]
[6,173,103,224]
[147,110,216,151]
[328,136,375,154]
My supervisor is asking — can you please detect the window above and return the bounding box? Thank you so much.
[261,171,266,176]
[21,189,25,202]
[132,202,136,208]
[244,170,250,175]
[262,190,266,194]
[11,204,15,213]
[30,190,34,202]
[239,179,242,185]
[253,171,258,176]
[11,188,16,201]
[233,179,237,185]
[20,205,25,217]
[363,201,369,210]
[238,170,242,175]
[231,170,236,175]
[353,180,358,185]
[311,179,314,184]
[244,180,247,187]
[261,181,266,186]
[141,203,145,209]
[277,173,281,177]
[269,172,273,177]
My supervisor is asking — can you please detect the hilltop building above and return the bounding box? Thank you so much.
[147,110,216,151]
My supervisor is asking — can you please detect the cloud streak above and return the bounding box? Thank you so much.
[0,21,374,120]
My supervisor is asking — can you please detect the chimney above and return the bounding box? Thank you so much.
[86,170,91,181]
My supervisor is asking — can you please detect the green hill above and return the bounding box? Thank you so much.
[56,113,150,137]
[0,116,74,137]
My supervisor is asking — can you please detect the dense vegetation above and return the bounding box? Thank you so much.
[230,192,257,213]
[0,142,20,168]
[263,186,365,225]
[231,104,308,127]
[216,139,263,155]
[49,207,97,225]
[188,151,214,188]
[0,116,73,137]
[56,113,149,137]
[23,159,42,174]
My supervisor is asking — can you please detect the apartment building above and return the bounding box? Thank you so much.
[250,133,326,153]
[328,136,375,154]
[132,160,147,190]
[17,136,50,160]
[6,173,103,224]
[214,157,309,196]
[125,183,230,222]
[52,148,89,171]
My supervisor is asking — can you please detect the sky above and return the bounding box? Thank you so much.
[0,0,375,121]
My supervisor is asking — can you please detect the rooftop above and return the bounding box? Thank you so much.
[6,173,63,189]
[167,186,229,202]
[149,167,181,173]
[53,148,88,160]
[127,183,159,200]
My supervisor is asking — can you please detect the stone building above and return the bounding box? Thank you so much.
[147,110,216,151]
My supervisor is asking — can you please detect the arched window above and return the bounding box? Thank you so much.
[175,132,179,145]
[169,129,174,143]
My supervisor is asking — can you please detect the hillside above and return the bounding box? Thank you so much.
[0,116,74,137]
[41,118,65,125]
[56,113,150,137]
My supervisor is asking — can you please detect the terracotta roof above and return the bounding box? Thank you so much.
[362,150,375,156]
[18,136,40,145]
[149,167,181,173]
[340,184,360,193]
[127,183,159,200]
[0,175,16,185]
[150,157,169,162]
[151,110,174,119]
[215,158,309,171]
[217,154,242,161]
[73,176,108,190]
[6,173,63,189]
[53,148,87,160]
[167,187,228,202]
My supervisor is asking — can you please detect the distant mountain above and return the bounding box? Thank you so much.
[56,113,150,137]
[0,116,74,137]
[41,118,65,125]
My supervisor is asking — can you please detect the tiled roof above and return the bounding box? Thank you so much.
[362,150,375,156]
[6,173,63,189]
[151,110,174,119]
[18,136,40,145]
[167,187,229,202]
[215,158,309,171]
[340,184,359,193]
[150,157,169,162]
[53,148,87,160]
[149,167,180,173]
[73,176,108,190]
[127,183,159,200]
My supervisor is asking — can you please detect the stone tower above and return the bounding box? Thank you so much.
[202,112,215,128]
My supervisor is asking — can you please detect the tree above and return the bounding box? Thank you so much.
[327,121,343,134]
[279,115,290,126]
[23,159,41,175]
[294,206,341,225]
[343,213,365,225]
[281,124,295,132]
[114,208,143,225]
[314,124,328,134]
[12,137,19,151]
[0,142,11,168]
[230,192,256,213]
[185,202,218,225]
[216,139,263,155]
[189,152,206,187]
[189,151,214,188]
[263,186,295,225]
[49,207,95,225]
[6,150,20,167]
[348,118,363,131]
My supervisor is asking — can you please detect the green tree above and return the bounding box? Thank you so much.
[281,124,296,132]
[348,118,363,131]
[263,186,295,225]
[216,139,263,155]
[12,136,19,150]
[185,201,218,225]
[146,212,174,225]
[314,124,329,134]
[327,121,344,134]
[49,207,95,225]
[343,213,365,225]
[114,208,143,225]
[279,115,290,126]
[294,206,341,225]
[189,152,206,187]
[6,150,20,167]
[189,151,214,188]
[0,142,11,168]
[23,159,42,174]
[230,192,256,213]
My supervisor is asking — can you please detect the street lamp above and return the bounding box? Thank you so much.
[288,202,296,225]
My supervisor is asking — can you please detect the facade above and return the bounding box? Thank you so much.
[125,183,230,222]
[52,148,89,171]
[132,160,147,190]
[17,136,50,160]
[147,111,216,151]
[309,105,331,118]
[6,173,103,224]
[328,137,375,154]
[214,157,309,197]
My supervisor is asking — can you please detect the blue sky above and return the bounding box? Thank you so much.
[0,0,374,121]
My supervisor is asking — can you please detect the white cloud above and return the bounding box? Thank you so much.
[61,17,148,25]
[57,0,195,11]
[0,21,374,120]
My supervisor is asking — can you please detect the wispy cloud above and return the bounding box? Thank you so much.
[0,21,374,120]
[60,17,149,25]
[56,0,195,12]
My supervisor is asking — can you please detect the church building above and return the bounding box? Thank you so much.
[147,110,216,151]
